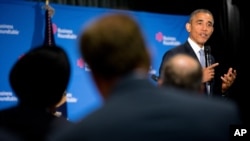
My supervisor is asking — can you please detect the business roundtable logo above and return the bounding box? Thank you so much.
[0,24,19,35]
[155,31,181,46]
[51,23,77,39]
[77,57,91,71]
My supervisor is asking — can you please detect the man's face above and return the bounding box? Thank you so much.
[186,12,214,47]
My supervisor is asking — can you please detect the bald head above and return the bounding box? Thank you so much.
[169,54,200,75]
[160,53,203,92]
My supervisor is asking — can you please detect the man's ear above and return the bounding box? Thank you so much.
[186,22,191,32]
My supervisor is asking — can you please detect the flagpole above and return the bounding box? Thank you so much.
[46,0,49,5]
[44,0,54,18]
[43,0,55,46]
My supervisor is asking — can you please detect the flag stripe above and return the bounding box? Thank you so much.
[44,5,55,46]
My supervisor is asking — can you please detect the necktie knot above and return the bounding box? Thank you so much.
[199,49,204,55]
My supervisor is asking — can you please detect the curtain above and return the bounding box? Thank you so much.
[26,0,130,9]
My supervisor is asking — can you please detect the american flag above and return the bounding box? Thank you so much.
[43,1,68,118]
[43,3,55,46]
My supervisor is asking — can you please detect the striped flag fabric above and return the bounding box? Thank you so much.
[43,3,55,46]
[43,1,68,118]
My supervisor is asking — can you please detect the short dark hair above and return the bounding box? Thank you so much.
[189,9,214,24]
[79,13,151,79]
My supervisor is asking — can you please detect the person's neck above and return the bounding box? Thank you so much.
[93,68,149,100]
[188,37,204,48]
[93,75,119,100]
[133,68,149,77]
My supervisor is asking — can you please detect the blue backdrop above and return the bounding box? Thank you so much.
[0,1,189,122]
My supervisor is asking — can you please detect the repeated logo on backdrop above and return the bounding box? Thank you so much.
[155,31,181,46]
[0,24,20,35]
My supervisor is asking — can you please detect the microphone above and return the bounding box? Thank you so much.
[151,74,159,82]
[204,45,212,95]
[204,45,212,67]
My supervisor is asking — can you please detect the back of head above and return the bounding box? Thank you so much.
[9,45,70,108]
[160,53,203,92]
[79,13,151,79]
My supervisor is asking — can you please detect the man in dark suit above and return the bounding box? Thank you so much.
[159,9,237,97]
[0,45,74,141]
[52,13,241,141]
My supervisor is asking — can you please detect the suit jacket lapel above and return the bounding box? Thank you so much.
[183,41,199,61]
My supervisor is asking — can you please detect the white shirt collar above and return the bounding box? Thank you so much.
[188,37,204,52]
[188,37,205,61]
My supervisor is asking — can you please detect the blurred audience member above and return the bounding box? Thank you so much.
[0,45,74,141]
[158,53,203,93]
